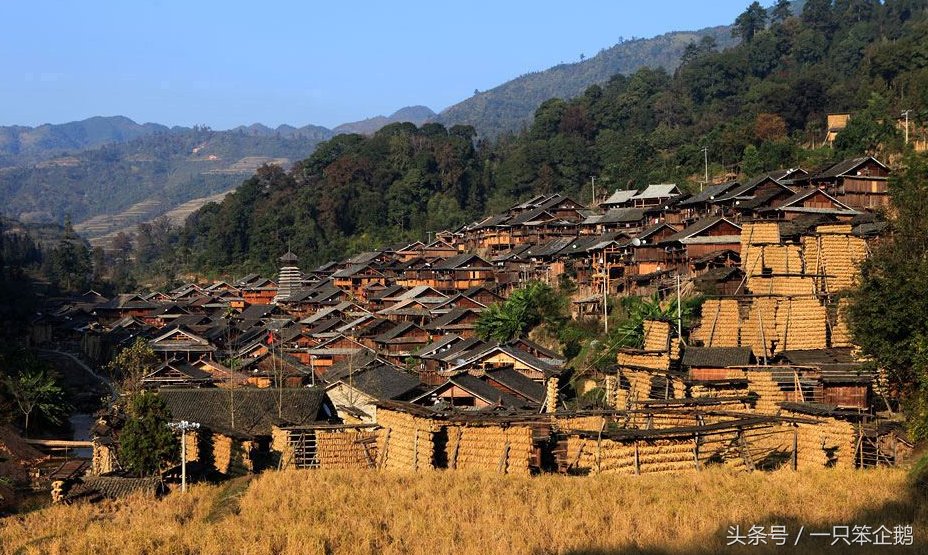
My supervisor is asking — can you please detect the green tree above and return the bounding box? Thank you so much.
[4,361,68,437]
[733,1,768,43]
[741,144,764,175]
[771,0,792,23]
[847,153,928,438]
[106,338,159,394]
[118,391,177,476]
[476,282,567,342]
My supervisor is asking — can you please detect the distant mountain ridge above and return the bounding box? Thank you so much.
[333,106,436,135]
[0,115,171,167]
[432,25,738,137]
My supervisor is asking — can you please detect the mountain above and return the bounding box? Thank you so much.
[229,123,333,140]
[171,1,927,275]
[0,115,171,167]
[432,26,738,137]
[0,127,328,238]
[333,106,436,135]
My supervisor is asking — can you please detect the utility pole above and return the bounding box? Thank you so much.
[902,110,912,144]
[169,420,200,493]
[701,147,709,191]
[590,176,596,206]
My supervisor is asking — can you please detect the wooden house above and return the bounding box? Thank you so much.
[629,184,681,208]
[761,188,858,221]
[149,327,217,361]
[425,307,482,338]
[141,358,216,389]
[446,345,562,382]
[324,362,421,423]
[808,156,890,210]
[600,189,638,210]
[431,254,497,293]
[332,264,386,297]
[368,321,430,365]
[306,334,375,375]
[657,217,742,266]
[240,278,277,305]
[412,373,538,409]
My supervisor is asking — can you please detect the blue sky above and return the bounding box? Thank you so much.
[2,1,751,129]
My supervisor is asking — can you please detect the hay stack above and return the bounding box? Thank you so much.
[770,275,816,296]
[829,298,854,348]
[445,425,533,475]
[746,371,788,414]
[744,221,782,244]
[776,297,828,350]
[692,299,740,347]
[763,245,803,274]
[316,429,378,469]
[377,408,438,471]
[544,377,559,413]
[555,415,608,432]
[643,320,671,351]
[792,419,858,470]
[617,351,670,370]
[212,434,252,476]
[743,298,778,358]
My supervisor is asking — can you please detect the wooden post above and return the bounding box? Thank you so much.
[413,433,419,471]
[634,440,640,475]
[596,420,605,475]
[792,426,798,471]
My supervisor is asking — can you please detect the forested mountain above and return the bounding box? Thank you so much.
[0,115,170,167]
[431,26,739,138]
[165,0,928,280]
[333,106,437,136]
[0,127,328,231]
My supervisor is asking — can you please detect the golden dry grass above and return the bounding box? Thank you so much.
[1,467,925,554]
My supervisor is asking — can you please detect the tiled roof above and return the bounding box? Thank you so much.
[682,347,755,368]
[158,388,331,438]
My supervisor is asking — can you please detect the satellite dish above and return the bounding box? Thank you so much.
[631,238,642,247]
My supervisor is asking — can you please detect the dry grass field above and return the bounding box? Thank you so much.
[1,466,925,554]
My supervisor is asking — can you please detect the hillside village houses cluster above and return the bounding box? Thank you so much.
[31,154,913,500]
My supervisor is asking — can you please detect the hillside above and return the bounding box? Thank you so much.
[173,2,928,276]
[432,26,738,137]
[0,127,328,236]
[1,467,921,553]
[332,105,436,135]
[0,115,172,168]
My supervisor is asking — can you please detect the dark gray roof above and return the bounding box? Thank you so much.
[158,388,332,438]
[238,304,278,320]
[596,207,647,224]
[677,181,741,206]
[682,347,755,368]
[485,367,546,404]
[432,254,493,270]
[660,217,739,244]
[426,308,478,330]
[813,156,886,180]
[332,364,421,400]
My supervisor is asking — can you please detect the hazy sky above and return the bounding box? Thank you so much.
[2,1,751,129]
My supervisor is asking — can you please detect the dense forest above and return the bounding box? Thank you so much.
[115,0,928,280]
[433,25,739,137]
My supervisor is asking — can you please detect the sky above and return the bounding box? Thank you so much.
[1,1,751,130]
